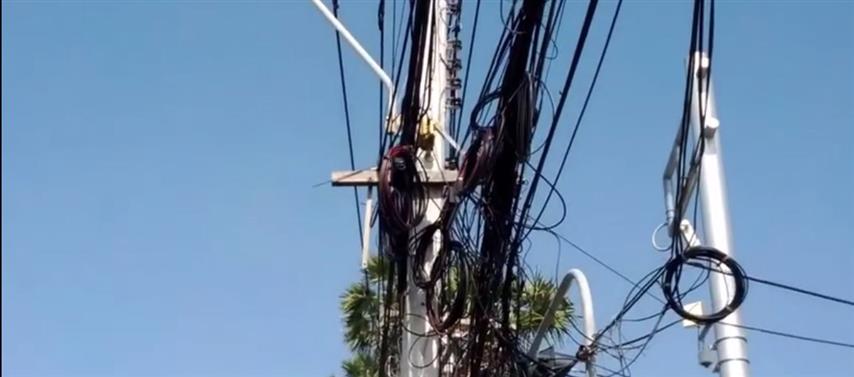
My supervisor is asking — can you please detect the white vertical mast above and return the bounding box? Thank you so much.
[688,52,750,377]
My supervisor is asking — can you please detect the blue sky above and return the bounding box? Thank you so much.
[2,1,852,377]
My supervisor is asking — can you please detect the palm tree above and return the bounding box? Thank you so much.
[341,352,379,377]
[339,256,572,377]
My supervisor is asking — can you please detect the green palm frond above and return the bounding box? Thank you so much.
[339,257,575,370]
[514,273,573,344]
[365,255,391,282]
[341,282,379,353]
[341,352,378,377]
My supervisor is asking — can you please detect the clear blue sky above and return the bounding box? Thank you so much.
[2,1,852,377]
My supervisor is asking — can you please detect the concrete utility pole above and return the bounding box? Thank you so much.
[400,1,450,376]
[323,0,454,376]
[663,52,750,377]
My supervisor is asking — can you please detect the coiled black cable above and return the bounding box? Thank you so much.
[425,241,469,333]
[662,246,747,324]
[378,145,427,237]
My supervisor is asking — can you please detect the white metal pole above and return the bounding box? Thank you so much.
[311,0,398,120]
[361,188,374,270]
[528,269,597,377]
[689,52,750,377]
[401,1,446,377]
[311,0,392,91]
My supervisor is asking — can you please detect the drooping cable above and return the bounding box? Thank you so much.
[526,0,623,234]
[331,0,363,243]
[512,0,600,252]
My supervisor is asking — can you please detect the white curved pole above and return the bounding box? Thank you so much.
[529,268,597,377]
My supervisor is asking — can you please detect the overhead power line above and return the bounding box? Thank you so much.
[453,0,481,145]
[725,322,854,349]
[745,274,854,307]
[555,232,854,352]
[528,0,623,233]
[513,0,601,246]
[609,318,854,352]
[331,0,363,243]
[550,229,667,304]
[685,261,854,307]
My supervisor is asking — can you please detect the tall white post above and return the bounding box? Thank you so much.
[689,53,750,377]
[401,1,447,377]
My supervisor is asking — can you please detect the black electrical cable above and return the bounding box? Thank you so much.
[398,0,432,145]
[662,246,748,324]
[378,0,386,165]
[549,230,667,305]
[376,2,454,372]
[529,0,564,86]
[722,322,854,349]
[369,1,740,374]
[377,1,415,164]
[378,145,427,237]
[670,0,706,251]
[671,0,715,257]
[453,0,481,144]
[512,0,599,251]
[542,230,715,377]
[424,240,469,333]
[522,6,719,370]
[538,0,569,85]
[684,261,854,307]
[331,0,363,244]
[526,0,623,235]
[466,1,548,372]
[543,230,854,371]
[609,318,680,350]
[748,275,854,307]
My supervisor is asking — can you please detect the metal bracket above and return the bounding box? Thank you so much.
[698,323,719,370]
[703,117,720,138]
[331,168,459,187]
[416,117,437,152]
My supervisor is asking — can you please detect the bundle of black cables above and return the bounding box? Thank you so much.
[378,145,427,236]
[662,246,748,324]
[425,240,470,333]
[410,200,470,333]
[411,223,446,289]
[458,127,496,195]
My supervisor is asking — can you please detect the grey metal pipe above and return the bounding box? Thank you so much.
[688,52,750,377]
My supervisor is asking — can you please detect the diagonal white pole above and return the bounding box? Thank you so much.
[311,0,398,120]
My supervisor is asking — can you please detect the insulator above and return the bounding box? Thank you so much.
[450,59,462,71]
[447,77,462,89]
[446,97,462,108]
[446,0,460,13]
